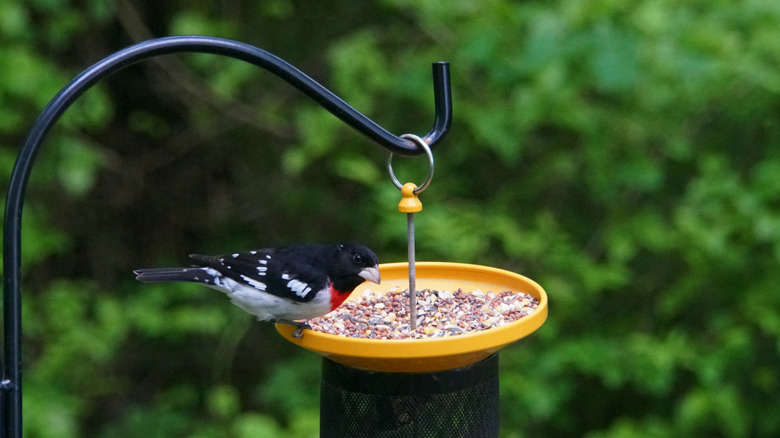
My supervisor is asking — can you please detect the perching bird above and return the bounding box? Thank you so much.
[134,243,380,337]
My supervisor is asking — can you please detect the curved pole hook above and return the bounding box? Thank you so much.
[1,35,452,437]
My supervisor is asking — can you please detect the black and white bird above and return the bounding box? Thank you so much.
[134,243,380,337]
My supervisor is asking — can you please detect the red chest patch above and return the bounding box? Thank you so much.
[328,283,353,311]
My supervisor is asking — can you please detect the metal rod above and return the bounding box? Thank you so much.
[408,212,417,331]
[1,35,452,438]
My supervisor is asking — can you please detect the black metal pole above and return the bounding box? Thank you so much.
[0,373,6,438]
[1,35,451,438]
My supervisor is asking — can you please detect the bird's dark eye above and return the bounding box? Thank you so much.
[353,254,363,264]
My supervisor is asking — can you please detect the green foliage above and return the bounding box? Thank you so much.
[2,0,780,436]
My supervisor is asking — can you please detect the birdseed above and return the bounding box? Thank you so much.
[307,287,540,339]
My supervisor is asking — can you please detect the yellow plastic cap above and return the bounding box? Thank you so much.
[398,183,422,213]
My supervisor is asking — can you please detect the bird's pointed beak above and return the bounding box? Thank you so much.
[359,265,381,284]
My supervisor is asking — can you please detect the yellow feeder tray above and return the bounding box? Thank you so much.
[276,262,548,373]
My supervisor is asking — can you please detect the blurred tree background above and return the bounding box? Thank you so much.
[2,0,779,436]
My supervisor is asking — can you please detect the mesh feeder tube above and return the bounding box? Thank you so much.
[320,354,499,437]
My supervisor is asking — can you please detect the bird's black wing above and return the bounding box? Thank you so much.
[190,245,331,302]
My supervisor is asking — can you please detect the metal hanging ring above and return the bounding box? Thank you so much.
[388,134,435,194]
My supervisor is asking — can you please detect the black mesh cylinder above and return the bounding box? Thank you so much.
[320,354,499,437]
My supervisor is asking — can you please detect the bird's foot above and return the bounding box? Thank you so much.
[275,319,311,338]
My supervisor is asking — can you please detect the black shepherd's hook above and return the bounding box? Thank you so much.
[1,35,452,437]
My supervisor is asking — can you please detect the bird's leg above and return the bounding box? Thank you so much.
[275,319,311,338]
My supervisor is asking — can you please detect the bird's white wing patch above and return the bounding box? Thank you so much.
[286,278,312,297]
[240,275,267,291]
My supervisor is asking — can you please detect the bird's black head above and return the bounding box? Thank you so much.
[330,244,381,293]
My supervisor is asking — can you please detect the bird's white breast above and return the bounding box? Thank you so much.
[214,276,332,321]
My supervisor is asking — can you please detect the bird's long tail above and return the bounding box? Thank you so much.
[134,267,210,283]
